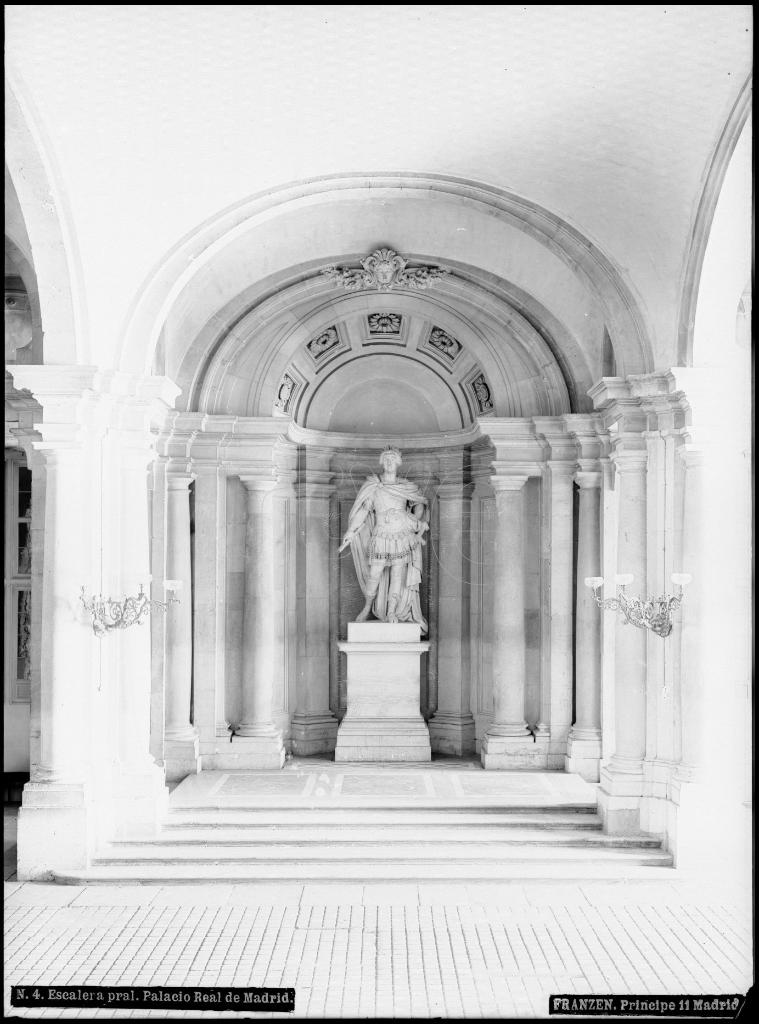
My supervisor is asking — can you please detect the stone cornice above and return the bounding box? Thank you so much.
[289,420,482,452]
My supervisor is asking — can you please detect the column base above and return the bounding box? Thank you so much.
[291,713,339,756]
[164,734,202,783]
[226,728,286,769]
[335,717,431,762]
[112,761,169,839]
[428,712,476,756]
[481,731,549,769]
[17,781,92,881]
[597,759,644,833]
[565,729,602,782]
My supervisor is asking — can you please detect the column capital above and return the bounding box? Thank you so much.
[435,479,471,501]
[8,364,99,402]
[575,470,602,489]
[298,467,333,500]
[239,474,277,494]
[166,473,193,492]
[546,460,576,479]
[490,473,529,492]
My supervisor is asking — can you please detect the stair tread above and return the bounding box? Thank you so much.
[111,829,660,848]
[95,847,671,863]
[55,861,675,883]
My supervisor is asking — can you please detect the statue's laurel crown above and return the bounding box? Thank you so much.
[380,446,402,462]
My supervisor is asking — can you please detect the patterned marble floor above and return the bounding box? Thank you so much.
[171,763,597,809]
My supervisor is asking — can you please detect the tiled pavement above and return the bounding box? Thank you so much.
[4,813,753,1019]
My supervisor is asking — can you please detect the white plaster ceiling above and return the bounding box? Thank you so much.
[5,5,752,373]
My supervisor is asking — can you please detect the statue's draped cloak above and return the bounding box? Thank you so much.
[347,474,429,632]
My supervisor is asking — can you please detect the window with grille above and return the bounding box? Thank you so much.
[4,452,32,705]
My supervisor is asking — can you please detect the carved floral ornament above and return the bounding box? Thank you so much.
[307,326,340,358]
[322,248,449,292]
[368,312,402,335]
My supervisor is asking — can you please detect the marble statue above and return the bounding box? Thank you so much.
[339,447,429,631]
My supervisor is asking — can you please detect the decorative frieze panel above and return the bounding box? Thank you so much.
[421,325,463,367]
[367,312,402,336]
[306,325,348,366]
[463,367,495,416]
[273,367,306,416]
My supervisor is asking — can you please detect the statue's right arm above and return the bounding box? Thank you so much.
[339,502,369,551]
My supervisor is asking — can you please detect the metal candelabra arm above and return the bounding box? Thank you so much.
[80,584,179,637]
[585,575,690,640]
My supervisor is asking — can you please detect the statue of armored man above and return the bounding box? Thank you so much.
[339,447,429,632]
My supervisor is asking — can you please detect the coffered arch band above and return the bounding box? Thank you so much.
[122,175,655,386]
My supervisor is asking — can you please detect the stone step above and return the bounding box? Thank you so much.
[116,828,665,848]
[166,805,599,826]
[55,859,676,884]
[164,812,603,831]
[95,843,672,864]
[155,824,609,842]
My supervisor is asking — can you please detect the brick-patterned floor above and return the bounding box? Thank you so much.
[4,878,752,1019]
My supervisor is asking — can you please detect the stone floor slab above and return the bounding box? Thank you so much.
[301,884,363,905]
[5,882,84,906]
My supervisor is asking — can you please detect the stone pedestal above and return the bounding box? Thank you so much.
[336,622,431,762]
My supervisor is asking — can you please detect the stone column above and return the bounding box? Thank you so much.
[598,447,648,831]
[236,476,285,766]
[565,470,603,780]
[108,421,169,836]
[192,464,226,753]
[677,445,704,777]
[10,366,97,879]
[429,461,476,755]
[292,451,338,754]
[163,471,200,779]
[481,473,534,767]
[535,460,575,764]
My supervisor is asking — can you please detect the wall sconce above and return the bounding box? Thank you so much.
[80,580,180,637]
[585,573,691,639]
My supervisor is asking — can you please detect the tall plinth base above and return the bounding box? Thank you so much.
[17,781,92,881]
[597,760,644,834]
[480,731,547,769]
[336,622,431,763]
[565,729,602,782]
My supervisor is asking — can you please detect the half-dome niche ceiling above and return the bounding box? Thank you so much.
[192,259,576,423]
[271,314,496,433]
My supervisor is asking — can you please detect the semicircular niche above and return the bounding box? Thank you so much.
[302,353,464,433]
[271,313,497,432]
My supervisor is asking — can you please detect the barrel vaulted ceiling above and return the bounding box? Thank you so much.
[5,5,751,385]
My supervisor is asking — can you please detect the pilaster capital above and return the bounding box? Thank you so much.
[8,364,99,447]
[533,417,577,462]
[563,413,605,460]
[165,468,194,492]
[676,442,705,470]
[575,470,602,489]
[479,417,542,463]
[610,448,648,474]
